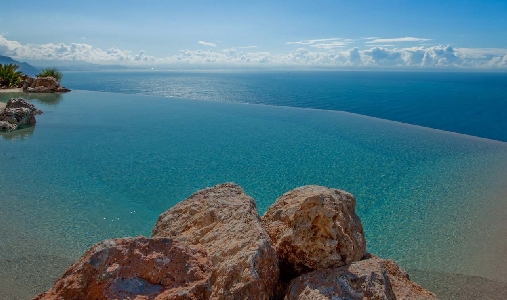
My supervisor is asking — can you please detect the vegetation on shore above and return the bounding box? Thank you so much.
[0,64,64,89]
[36,67,63,82]
[0,63,22,88]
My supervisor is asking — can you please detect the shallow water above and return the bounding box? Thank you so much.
[1,90,507,298]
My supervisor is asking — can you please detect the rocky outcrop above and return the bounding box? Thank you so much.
[22,76,71,93]
[0,98,42,131]
[262,185,366,276]
[35,184,437,300]
[285,255,437,300]
[152,183,279,300]
[34,237,212,300]
[0,120,17,131]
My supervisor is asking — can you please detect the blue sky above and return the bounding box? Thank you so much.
[1,0,507,69]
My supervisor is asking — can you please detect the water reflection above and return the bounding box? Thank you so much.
[0,125,35,140]
[0,92,63,105]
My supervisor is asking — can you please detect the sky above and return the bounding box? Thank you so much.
[1,0,507,69]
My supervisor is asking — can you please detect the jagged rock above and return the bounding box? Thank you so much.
[30,76,59,90]
[284,256,438,300]
[33,237,212,300]
[0,120,17,131]
[152,183,279,300]
[262,185,366,276]
[22,76,71,93]
[0,98,42,131]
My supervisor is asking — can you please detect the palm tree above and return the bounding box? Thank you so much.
[0,63,23,88]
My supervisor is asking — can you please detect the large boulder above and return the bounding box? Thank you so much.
[30,76,59,90]
[0,98,42,131]
[152,183,279,300]
[284,255,438,300]
[23,76,71,93]
[34,237,212,300]
[262,185,366,276]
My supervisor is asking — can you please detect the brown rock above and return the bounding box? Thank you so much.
[31,76,59,90]
[284,256,438,300]
[152,183,279,300]
[262,185,366,276]
[33,237,212,300]
[26,86,53,93]
[382,258,438,300]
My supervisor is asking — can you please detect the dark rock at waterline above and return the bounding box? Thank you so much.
[0,98,42,132]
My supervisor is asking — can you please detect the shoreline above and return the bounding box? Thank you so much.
[0,88,23,93]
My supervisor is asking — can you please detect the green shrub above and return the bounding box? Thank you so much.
[37,67,63,82]
[0,63,23,88]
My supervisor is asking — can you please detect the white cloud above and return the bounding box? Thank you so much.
[455,47,507,58]
[134,50,155,61]
[236,46,258,49]
[0,35,135,61]
[366,37,432,44]
[1,35,507,69]
[198,41,217,47]
[286,38,354,49]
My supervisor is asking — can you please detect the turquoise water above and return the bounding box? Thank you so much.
[1,90,507,299]
[63,71,507,142]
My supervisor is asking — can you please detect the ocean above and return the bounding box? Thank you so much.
[1,71,507,299]
[62,71,507,142]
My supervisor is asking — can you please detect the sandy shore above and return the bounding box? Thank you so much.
[0,88,23,93]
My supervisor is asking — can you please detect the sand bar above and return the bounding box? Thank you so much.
[0,88,23,93]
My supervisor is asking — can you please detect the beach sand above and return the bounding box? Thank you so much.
[0,88,23,93]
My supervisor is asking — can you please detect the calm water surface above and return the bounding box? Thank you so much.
[1,72,507,299]
[63,71,507,142]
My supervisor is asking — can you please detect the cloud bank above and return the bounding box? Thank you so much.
[1,35,506,69]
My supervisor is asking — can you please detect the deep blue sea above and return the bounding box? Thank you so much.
[1,71,507,299]
[63,71,507,142]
